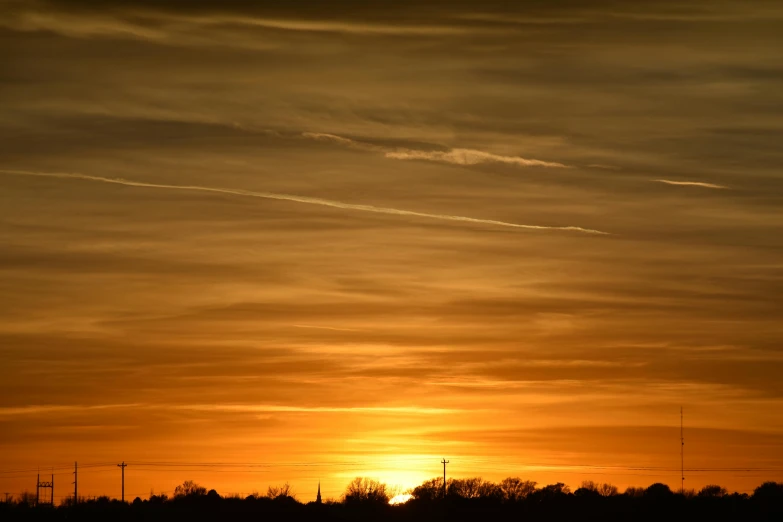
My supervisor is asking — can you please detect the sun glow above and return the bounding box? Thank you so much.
[389,494,413,505]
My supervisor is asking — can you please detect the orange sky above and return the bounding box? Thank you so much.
[1,0,783,502]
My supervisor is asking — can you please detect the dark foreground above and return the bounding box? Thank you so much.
[2,492,782,522]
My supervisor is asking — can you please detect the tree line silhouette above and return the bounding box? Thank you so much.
[2,477,781,521]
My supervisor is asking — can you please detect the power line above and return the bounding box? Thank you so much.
[0,463,116,475]
[3,454,783,475]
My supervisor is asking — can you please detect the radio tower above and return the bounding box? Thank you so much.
[680,407,685,494]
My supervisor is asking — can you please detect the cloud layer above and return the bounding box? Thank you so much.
[0,0,782,500]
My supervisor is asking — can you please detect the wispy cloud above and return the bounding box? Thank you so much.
[1,9,478,44]
[178,404,458,415]
[386,148,567,168]
[0,403,143,416]
[0,402,457,417]
[653,179,727,189]
[303,132,385,152]
[0,169,608,235]
[291,324,364,332]
[303,132,568,168]
[587,164,622,170]
[221,16,473,36]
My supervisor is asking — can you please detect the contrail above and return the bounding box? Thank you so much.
[0,169,609,235]
[653,179,727,189]
[303,132,569,168]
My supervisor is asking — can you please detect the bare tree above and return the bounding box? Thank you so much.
[579,480,618,497]
[537,482,571,499]
[499,478,537,502]
[17,491,35,507]
[344,477,390,504]
[448,478,501,499]
[267,482,296,500]
[598,483,619,497]
[174,480,207,498]
[624,486,645,498]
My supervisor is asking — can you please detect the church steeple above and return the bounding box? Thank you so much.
[316,481,322,504]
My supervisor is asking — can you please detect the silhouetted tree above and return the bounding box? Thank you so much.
[645,483,674,499]
[575,483,600,498]
[411,477,443,501]
[3,476,780,522]
[697,485,727,498]
[447,478,501,500]
[576,481,618,497]
[344,477,389,505]
[536,482,571,499]
[499,477,537,502]
[174,480,207,498]
[267,482,296,501]
[149,493,168,504]
[16,491,35,507]
[753,481,783,500]
[624,486,646,497]
[598,482,618,497]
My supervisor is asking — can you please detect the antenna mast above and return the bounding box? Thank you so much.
[680,407,685,494]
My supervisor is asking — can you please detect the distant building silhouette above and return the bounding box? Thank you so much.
[316,482,322,504]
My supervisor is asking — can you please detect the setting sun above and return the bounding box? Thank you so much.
[390,494,414,505]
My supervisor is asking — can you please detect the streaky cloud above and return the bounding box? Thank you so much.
[0,403,144,416]
[587,164,622,170]
[302,132,385,152]
[178,404,458,415]
[303,132,569,168]
[0,402,458,417]
[0,169,609,235]
[653,179,727,189]
[385,148,568,168]
[291,324,364,332]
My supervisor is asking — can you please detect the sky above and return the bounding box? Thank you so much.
[1,0,782,502]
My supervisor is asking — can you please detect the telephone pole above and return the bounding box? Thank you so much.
[117,462,127,502]
[441,458,449,498]
[680,407,685,494]
[73,462,77,505]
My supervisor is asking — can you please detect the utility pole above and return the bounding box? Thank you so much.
[441,458,449,498]
[680,407,685,494]
[117,462,127,502]
[3,492,10,503]
[36,472,54,506]
[73,462,77,505]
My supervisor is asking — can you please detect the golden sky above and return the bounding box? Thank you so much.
[1,0,782,502]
